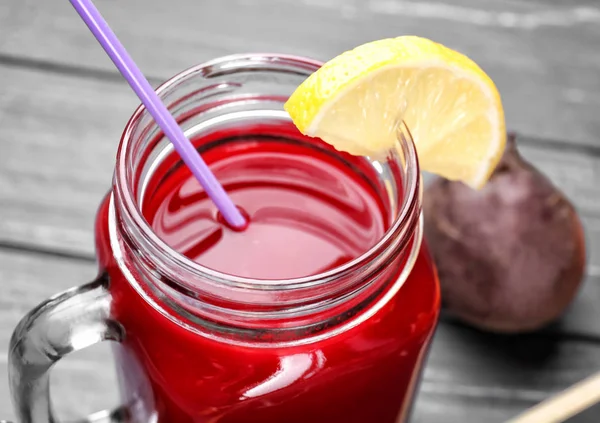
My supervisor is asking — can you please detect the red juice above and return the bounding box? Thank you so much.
[143,134,386,280]
[5,54,440,423]
[94,123,440,423]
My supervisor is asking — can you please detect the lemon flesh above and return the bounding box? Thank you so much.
[284,36,506,189]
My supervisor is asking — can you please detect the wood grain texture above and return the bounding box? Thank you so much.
[1,0,600,147]
[1,0,600,420]
[0,249,118,421]
[0,249,599,423]
[1,65,599,340]
[1,66,599,264]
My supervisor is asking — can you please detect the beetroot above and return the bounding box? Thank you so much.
[423,133,587,333]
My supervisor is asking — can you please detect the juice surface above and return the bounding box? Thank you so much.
[143,137,386,279]
[96,128,440,423]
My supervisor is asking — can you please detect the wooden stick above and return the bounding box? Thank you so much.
[506,371,600,423]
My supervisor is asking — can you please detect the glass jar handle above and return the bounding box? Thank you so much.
[8,275,128,423]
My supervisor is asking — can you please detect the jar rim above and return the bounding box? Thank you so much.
[114,53,421,290]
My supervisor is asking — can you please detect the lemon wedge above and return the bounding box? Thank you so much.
[284,36,506,189]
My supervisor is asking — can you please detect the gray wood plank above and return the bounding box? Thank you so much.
[1,63,599,342]
[1,0,600,147]
[419,322,600,423]
[0,248,599,422]
[0,250,118,421]
[1,1,600,421]
[0,64,599,341]
[1,65,599,265]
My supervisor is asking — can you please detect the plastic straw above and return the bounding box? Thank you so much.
[69,0,246,228]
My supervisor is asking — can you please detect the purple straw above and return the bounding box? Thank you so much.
[69,0,246,229]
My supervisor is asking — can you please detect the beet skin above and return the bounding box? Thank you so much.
[423,133,587,333]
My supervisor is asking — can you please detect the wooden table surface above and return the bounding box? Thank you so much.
[1,0,600,421]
